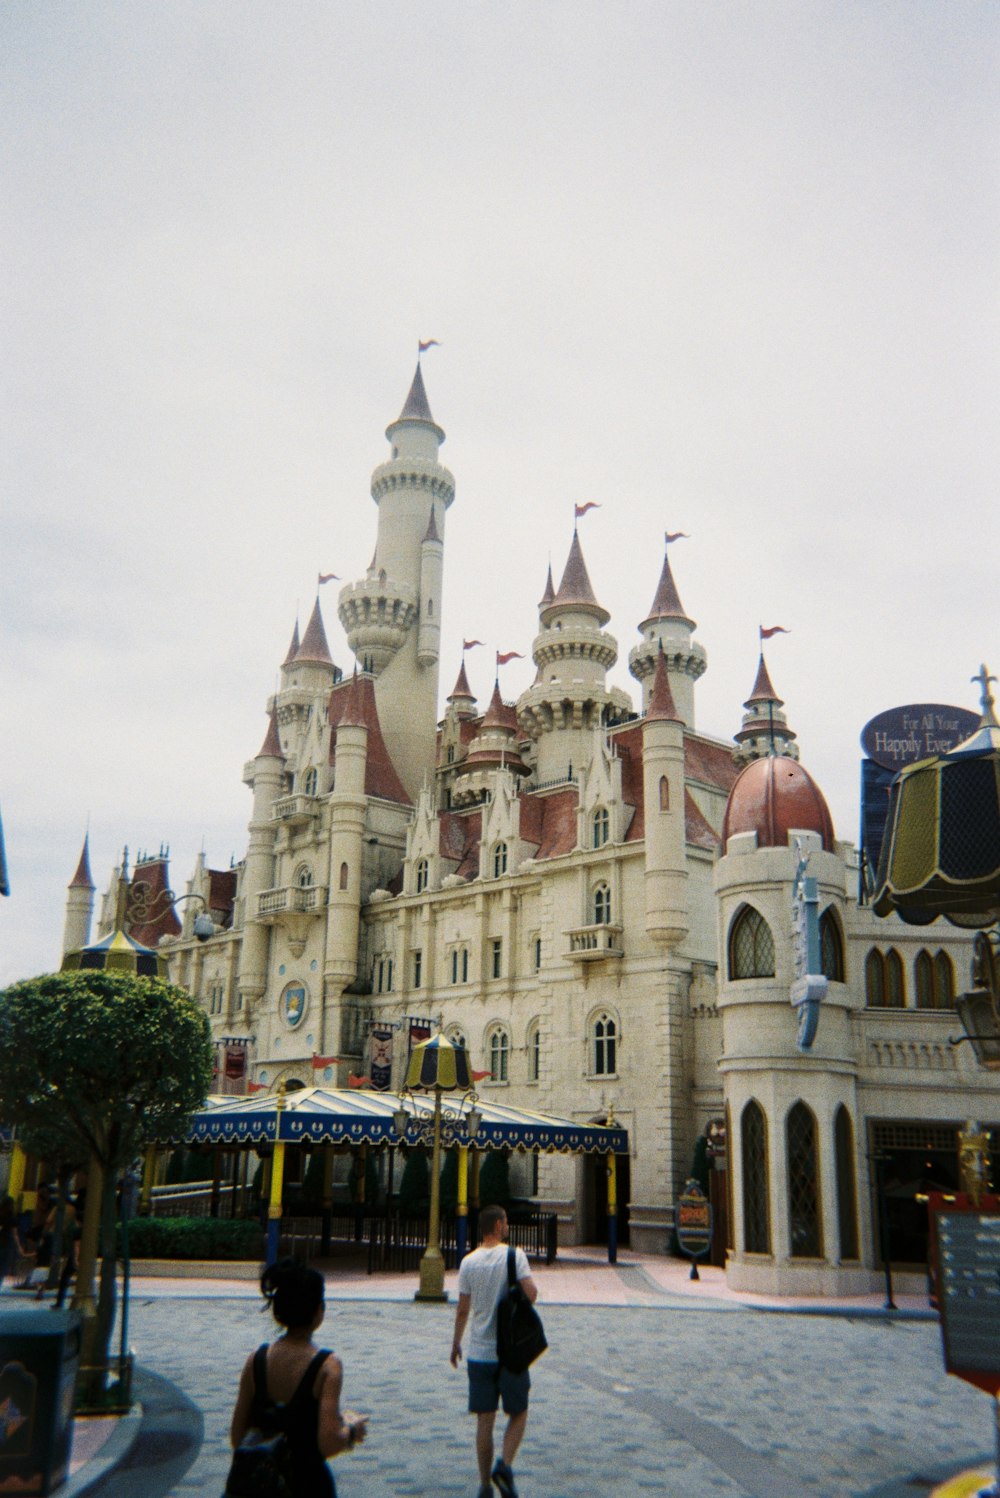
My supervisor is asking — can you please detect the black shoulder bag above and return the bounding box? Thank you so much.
[224,1344,327,1498]
[496,1246,547,1374]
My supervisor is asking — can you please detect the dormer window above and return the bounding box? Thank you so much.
[415,858,429,894]
[303,767,318,797]
[492,842,508,878]
[592,807,609,848]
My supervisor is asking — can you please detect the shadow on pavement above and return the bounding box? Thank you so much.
[80,1367,202,1497]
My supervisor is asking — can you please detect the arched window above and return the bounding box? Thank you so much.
[935,950,955,1008]
[834,1105,859,1261]
[592,807,609,848]
[339,861,348,891]
[415,858,429,893]
[447,1025,466,1052]
[489,1027,510,1082]
[493,842,508,878]
[527,1021,540,1082]
[886,948,905,1007]
[786,1102,822,1258]
[447,744,455,764]
[591,1012,617,1076]
[295,865,313,888]
[915,949,934,1009]
[593,882,611,926]
[659,775,670,811]
[865,949,886,1007]
[819,909,844,982]
[741,1100,770,1254]
[303,767,318,797]
[728,906,775,979]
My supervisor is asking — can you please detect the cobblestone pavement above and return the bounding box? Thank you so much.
[119,1284,992,1498]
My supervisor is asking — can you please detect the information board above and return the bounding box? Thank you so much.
[934,1211,1000,1395]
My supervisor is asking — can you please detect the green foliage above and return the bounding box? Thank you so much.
[122,1215,263,1261]
[397,1147,429,1216]
[182,1149,214,1184]
[439,1147,459,1216]
[0,970,213,1173]
[479,1149,510,1208]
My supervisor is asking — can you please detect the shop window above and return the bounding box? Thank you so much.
[729,906,775,979]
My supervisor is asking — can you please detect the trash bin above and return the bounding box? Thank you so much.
[0,1310,82,1495]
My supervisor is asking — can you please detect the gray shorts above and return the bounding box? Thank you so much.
[467,1359,530,1416]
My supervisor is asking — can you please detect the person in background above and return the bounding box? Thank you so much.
[0,1195,32,1292]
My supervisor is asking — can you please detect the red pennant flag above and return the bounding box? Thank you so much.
[318,572,339,585]
[463,639,484,651]
[311,1053,340,1068]
[471,1069,491,1081]
[496,650,524,666]
[664,531,689,544]
[348,1072,373,1088]
[418,339,441,353]
[760,625,789,640]
[247,1081,268,1094]
[574,501,601,518]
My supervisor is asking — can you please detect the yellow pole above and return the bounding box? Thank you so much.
[456,1143,469,1261]
[7,1143,26,1213]
[416,1089,446,1301]
[606,1151,618,1264]
[266,1083,287,1263]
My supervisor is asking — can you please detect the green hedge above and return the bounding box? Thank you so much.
[122,1216,264,1261]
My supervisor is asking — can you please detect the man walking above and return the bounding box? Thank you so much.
[450,1205,538,1498]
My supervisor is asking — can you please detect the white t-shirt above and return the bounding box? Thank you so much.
[458,1242,532,1363]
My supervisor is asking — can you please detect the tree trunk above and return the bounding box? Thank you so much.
[94,1165,118,1380]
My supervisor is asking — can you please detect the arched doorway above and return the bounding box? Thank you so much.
[580,1137,630,1247]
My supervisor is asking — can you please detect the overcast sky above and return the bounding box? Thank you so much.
[3,2,998,984]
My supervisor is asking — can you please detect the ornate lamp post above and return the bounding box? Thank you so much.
[392,1029,481,1302]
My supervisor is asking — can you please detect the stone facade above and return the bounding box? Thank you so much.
[71,366,996,1295]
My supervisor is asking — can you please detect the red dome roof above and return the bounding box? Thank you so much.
[722,755,834,851]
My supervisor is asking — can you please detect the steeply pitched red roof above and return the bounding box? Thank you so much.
[745,653,782,707]
[481,682,519,732]
[207,868,237,927]
[643,549,693,626]
[550,532,609,623]
[128,856,182,947]
[449,660,475,701]
[438,809,483,879]
[328,675,411,805]
[69,834,94,890]
[685,790,722,851]
[282,620,300,667]
[531,788,579,860]
[646,649,681,722]
[684,734,741,794]
[258,708,284,760]
[539,564,555,609]
[295,598,333,667]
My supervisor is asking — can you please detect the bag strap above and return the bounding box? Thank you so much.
[252,1344,270,1404]
[506,1245,516,1291]
[291,1349,330,1406]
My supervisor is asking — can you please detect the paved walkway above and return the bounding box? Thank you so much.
[13,1251,998,1497]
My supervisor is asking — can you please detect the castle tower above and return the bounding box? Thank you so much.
[453,681,529,808]
[641,651,689,949]
[733,654,799,765]
[236,707,285,1011]
[628,543,707,727]
[517,533,632,783]
[338,365,455,801]
[62,834,95,955]
[323,674,369,994]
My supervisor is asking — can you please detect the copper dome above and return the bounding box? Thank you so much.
[722,755,835,852]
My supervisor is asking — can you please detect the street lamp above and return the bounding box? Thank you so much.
[392,1029,482,1302]
[952,931,1000,1068]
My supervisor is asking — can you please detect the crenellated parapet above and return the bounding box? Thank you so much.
[338,577,419,674]
[370,457,455,509]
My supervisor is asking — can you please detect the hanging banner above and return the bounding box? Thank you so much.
[224,1046,247,1082]
[408,1018,431,1056]
[370,1027,394,1092]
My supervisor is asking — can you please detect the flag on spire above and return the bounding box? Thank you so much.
[664,530,689,544]
[463,639,484,651]
[496,650,524,666]
[311,1053,340,1068]
[318,572,339,586]
[574,502,601,519]
[760,625,789,640]
[418,338,441,353]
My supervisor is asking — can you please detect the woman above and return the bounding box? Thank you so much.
[229,1259,367,1496]
[0,1196,31,1292]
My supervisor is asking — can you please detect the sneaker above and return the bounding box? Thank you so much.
[478,1488,493,1498]
[492,1459,518,1498]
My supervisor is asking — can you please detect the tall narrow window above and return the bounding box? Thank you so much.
[451,950,459,985]
[819,909,844,982]
[834,1105,859,1261]
[489,1028,510,1082]
[729,906,775,979]
[592,1012,617,1075]
[741,1100,770,1254]
[592,807,609,847]
[527,1022,540,1082]
[915,950,934,1009]
[413,949,422,988]
[491,938,502,979]
[865,949,885,1007]
[339,861,349,891]
[415,858,429,893]
[462,947,469,983]
[659,775,670,811]
[534,936,542,971]
[493,842,508,878]
[386,959,393,992]
[786,1102,822,1258]
[593,882,611,925]
[886,948,905,1008]
[935,950,955,1007]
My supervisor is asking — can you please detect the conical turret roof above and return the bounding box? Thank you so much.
[646,649,681,723]
[745,653,782,708]
[257,707,284,760]
[538,563,554,609]
[422,505,441,544]
[328,673,411,804]
[69,834,95,890]
[642,549,695,628]
[548,532,610,625]
[449,659,475,702]
[397,362,434,423]
[295,598,333,667]
[282,620,300,667]
[481,681,519,733]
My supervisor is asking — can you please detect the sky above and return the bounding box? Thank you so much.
[3,2,998,984]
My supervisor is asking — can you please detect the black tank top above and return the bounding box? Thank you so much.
[250,1343,335,1497]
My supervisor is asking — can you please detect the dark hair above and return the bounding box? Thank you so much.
[479,1204,507,1237]
[0,1197,14,1228]
[260,1258,325,1329]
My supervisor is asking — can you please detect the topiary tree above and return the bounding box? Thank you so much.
[397,1146,429,1217]
[0,970,212,1381]
[478,1148,510,1208]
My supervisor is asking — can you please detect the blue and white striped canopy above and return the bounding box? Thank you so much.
[179,1086,628,1155]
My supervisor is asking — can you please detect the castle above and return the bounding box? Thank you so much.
[64,364,994,1295]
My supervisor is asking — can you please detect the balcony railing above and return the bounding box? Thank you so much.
[271,794,321,826]
[565,923,624,961]
[257,884,328,919]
